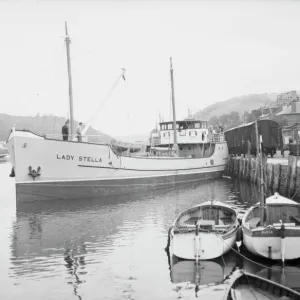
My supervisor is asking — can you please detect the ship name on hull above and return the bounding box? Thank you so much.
[57,154,102,163]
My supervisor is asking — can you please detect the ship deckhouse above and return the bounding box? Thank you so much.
[159,119,209,145]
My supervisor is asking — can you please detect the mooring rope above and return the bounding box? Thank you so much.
[166,225,300,274]
[214,232,300,273]
[164,226,172,252]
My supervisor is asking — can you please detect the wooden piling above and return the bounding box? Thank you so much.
[225,154,298,199]
[279,165,288,196]
[273,164,281,191]
[254,156,259,185]
[242,157,247,179]
[234,158,239,177]
[266,163,274,189]
[250,158,256,183]
[246,155,252,181]
[289,155,298,197]
[295,166,300,198]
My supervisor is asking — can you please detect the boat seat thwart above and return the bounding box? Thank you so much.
[183,217,232,226]
[230,285,292,300]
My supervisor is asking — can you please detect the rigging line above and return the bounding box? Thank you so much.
[169,75,172,149]
[213,232,289,272]
[82,69,126,136]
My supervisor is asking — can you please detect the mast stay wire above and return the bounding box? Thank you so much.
[81,68,126,136]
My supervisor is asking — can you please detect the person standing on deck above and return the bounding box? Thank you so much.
[62,120,69,141]
[76,122,83,142]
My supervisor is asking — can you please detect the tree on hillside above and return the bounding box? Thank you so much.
[209,111,241,130]
[243,109,262,123]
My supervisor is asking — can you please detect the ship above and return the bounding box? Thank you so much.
[6,23,228,202]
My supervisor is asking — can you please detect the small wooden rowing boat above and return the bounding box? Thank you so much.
[242,193,300,263]
[170,200,239,260]
[175,268,300,299]
[227,269,300,300]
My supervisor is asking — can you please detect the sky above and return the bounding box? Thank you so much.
[1,0,300,138]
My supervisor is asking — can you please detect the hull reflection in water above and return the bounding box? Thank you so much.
[11,179,228,270]
[168,242,300,297]
[169,251,243,284]
[168,251,243,298]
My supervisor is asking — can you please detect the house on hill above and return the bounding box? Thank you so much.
[277,90,299,105]
[258,91,300,126]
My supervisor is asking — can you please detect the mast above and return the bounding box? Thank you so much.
[64,22,75,137]
[170,57,179,155]
[256,120,265,224]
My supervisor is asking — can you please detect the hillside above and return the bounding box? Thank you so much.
[0,113,112,143]
[195,93,278,120]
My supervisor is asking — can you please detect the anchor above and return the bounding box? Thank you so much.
[28,166,41,179]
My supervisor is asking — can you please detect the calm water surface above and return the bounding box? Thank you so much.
[1,162,300,299]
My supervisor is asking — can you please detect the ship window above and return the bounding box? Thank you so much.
[195,122,200,129]
[168,132,170,136]
[189,131,191,136]
[163,133,166,137]
[167,124,173,130]
[195,131,197,136]
[188,146,191,150]
[180,147,183,150]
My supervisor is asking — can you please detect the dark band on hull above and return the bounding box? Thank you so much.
[16,170,224,202]
[77,164,226,171]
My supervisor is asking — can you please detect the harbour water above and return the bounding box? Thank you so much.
[1,161,300,299]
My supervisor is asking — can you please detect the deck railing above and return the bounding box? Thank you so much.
[210,133,225,143]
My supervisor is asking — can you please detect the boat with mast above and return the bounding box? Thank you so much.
[241,121,300,264]
[6,23,228,202]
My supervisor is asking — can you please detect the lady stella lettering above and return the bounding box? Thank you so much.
[56,154,102,163]
[79,156,102,163]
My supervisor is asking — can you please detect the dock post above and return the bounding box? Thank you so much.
[289,155,297,198]
[266,163,274,190]
[239,157,243,179]
[250,157,255,183]
[279,165,288,196]
[247,155,252,181]
[254,156,259,185]
[273,164,281,191]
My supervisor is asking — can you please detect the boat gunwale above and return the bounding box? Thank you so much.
[173,201,238,234]
[229,270,300,299]
[242,203,300,228]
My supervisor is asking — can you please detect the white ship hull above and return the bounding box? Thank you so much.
[7,130,228,202]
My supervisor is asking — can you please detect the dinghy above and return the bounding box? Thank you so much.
[170,200,239,260]
[242,192,300,263]
[226,268,300,300]
[242,121,300,264]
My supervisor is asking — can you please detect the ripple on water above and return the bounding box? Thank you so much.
[1,166,300,300]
